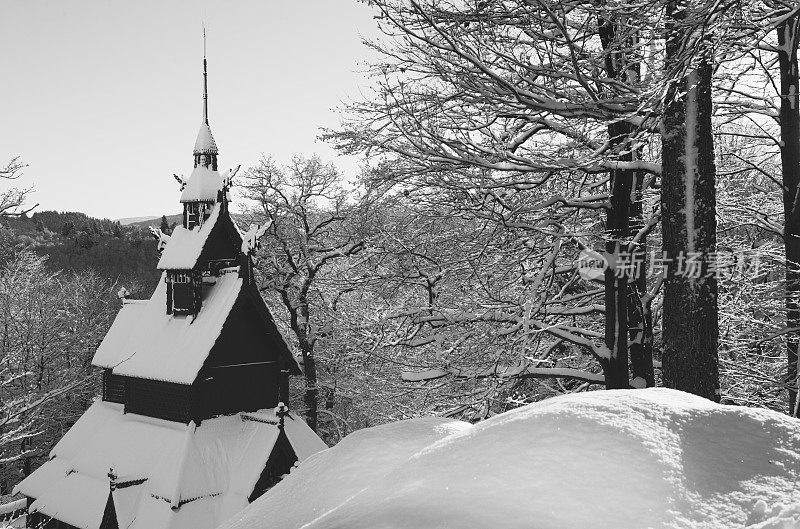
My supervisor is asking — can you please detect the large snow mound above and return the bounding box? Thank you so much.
[220,388,800,529]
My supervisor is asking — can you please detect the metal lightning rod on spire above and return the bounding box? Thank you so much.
[202,24,208,125]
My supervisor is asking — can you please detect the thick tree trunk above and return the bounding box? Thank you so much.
[297,304,319,431]
[299,335,319,431]
[597,9,630,389]
[604,123,633,389]
[597,8,650,388]
[281,288,320,431]
[777,16,800,416]
[661,1,719,401]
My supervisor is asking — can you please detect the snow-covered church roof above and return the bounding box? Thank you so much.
[180,165,222,203]
[14,400,327,529]
[93,267,298,383]
[92,270,242,384]
[194,123,218,155]
[157,203,222,270]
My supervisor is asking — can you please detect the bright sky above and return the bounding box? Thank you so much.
[0,1,379,220]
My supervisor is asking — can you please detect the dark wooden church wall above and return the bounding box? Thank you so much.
[102,370,126,404]
[194,296,281,419]
[197,218,240,270]
[247,428,298,502]
[98,490,119,529]
[125,378,192,423]
[194,365,278,420]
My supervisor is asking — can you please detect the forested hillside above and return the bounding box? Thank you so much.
[0,210,162,295]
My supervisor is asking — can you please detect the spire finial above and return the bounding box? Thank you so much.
[193,24,218,166]
[202,24,208,125]
[108,467,117,492]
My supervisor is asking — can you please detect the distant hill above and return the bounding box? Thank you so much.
[127,214,182,230]
[127,212,250,230]
[117,216,159,225]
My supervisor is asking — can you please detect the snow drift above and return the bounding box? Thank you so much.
[220,388,800,529]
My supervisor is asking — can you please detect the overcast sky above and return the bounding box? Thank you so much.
[0,1,379,220]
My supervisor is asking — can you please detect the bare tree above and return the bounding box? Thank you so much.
[0,158,35,217]
[709,0,800,414]
[241,154,368,431]
[770,3,800,415]
[0,253,116,492]
[328,0,667,391]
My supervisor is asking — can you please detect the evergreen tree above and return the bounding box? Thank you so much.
[61,221,75,238]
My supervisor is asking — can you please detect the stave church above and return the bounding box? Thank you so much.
[14,49,326,529]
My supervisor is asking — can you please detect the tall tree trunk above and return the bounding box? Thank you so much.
[777,15,800,417]
[298,305,319,431]
[603,124,632,389]
[661,1,720,401]
[629,170,655,387]
[597,8,642,388]
[299,337,319,431]
[282,290,320,431]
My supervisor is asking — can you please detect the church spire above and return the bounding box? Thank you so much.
[194,26,218,170]
[202,26,209,125]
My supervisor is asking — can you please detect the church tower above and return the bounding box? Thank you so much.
[14,43,326,529]
[184,40,219,231]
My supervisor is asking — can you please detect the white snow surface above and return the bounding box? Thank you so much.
[157,203,220,270]
[14,401,325,529]
[93,270,242,384]
[194,123,219,155]
[221,388,800,529]
[181,165,221,203]
[92,299,147,369]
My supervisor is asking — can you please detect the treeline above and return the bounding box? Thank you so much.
[30,210,123,238]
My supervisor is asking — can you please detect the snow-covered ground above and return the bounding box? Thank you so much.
[220,388,800,529]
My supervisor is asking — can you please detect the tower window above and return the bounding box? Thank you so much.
[167,271,201,314]
[185,202,201,229]
[184,202,214,229]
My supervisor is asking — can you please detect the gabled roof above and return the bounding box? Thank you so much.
[93,271,242,384]
[92,269,300,383]
[193,123,218,155]
[180,165,221,203]
[156,204,221,270]
[15,401,326,529]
